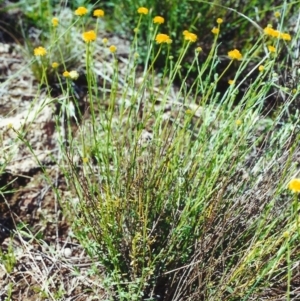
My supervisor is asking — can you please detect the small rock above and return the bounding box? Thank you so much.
[63,247,72,258]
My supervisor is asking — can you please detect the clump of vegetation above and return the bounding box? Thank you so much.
[1,0,300,300]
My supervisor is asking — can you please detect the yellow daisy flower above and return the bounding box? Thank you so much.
[258,65,264,72]
[281,33,291,41]
[155,33,172,44]
[93,9,104,17]
[109,45,117,53]
[268,45,276,53]
[82,30,96,43]
[264,26,280,38]
[288,178,300,193]
[211,27,219,35]
[63,71,70,77]
[52,17,59,27]
[52,62,59,68]
[274,11,281,18]
[75,6,88,16]
[228,49,242,60]
[216,18,223,24]
[183,31,197,43]
[137,7,148,15]
[153,16,164,24]
[34,46,47,56]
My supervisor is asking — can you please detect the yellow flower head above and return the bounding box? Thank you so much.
[268,45,276,53]
[228,49,242,60]
[82,30,96,43]
[263,26,280,38]
[52,17,59,27]
[235,119,242,125]
[274,11,281,18]
[183,31,197,43]
[211,27,219,35]
[216,18,223,24]
[228,79,235,85]
[155,33,172,44]
[34,46,47,56]
[283,231,289,238]
[109,45,117,53]
[69,70,79,80]
[288,178,300,193]
[63,71,70,78]
[195,46,202,52]
[52,62,59,68]
[258,65,264,72]
[102,38,108,45]
[75,6,88,16]
[153,16,164,24]
[137,7,148,15]
[281,33,291,41]
[93,9,104,17]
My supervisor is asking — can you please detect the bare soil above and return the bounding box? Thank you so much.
[0,14,107,301]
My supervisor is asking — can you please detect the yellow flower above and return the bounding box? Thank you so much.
[183,31,197,43]
[52,62,59,68]
[274,11,281,18]
[109,45,117,53]
[137,7,148,15]
[153,16,164,24]
[216,18,223,24]
[195,46,202,52]
[63,71,70,77]
[34,46,47,56]
[82,157,89,163]
[102,38,108,45]
[228,79,235,85]
[281,33,291,41]
[211,27,219,34]
[75,6,88,16]
[52,17,59,27]
[283,231,289,238]
[82,30,96,43]
[288,178,300,193]
[258,65,264,72]
[69,70,79,80]
[235,119,242,125]
[263,26,280,38]
[155,33,172,44]
[228,49,242,60]
[93,9,104,17]
[268,45,276,53]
